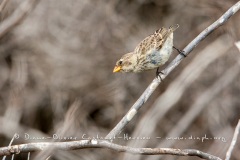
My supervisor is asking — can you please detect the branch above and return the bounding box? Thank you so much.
[106,1,240,139]
[2,133,18,160]
[0,139,222,160]
[0,0,38,39]
[225,120,240,160]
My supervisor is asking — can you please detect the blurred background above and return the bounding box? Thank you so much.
[0,0,240,160]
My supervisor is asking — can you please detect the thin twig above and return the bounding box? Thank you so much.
[9,133,17,146]
[0,139,222,160]
[225,120,240,160]
[106,1,240,139]
[0,0,38,39]
[2,133,18,160]
[27,152,31,160]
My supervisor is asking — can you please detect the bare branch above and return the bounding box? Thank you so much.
[27,152,30,160]
[2,133,18,160]
[106,1,240,139]
[0,0,38,39]
[225,120,240,160]
[0,139,222,160]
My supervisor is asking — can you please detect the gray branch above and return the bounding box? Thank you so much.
[225,120,240,160]
[105,1,240,139]
[0,140,221,160]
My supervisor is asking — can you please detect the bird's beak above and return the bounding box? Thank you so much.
[113,66,121,73]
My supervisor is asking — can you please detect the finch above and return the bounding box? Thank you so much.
[113,24,181,73]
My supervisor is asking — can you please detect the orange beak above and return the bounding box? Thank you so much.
[113,66,122,73]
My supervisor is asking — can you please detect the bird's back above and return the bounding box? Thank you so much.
[133,25,179,71]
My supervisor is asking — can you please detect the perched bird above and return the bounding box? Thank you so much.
[113,24,183,74]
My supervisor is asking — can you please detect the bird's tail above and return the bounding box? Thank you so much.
[169,24,179,32]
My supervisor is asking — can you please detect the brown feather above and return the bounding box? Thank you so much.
[134,25,178,56]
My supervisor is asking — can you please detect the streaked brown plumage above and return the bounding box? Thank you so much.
[113,24,179,73]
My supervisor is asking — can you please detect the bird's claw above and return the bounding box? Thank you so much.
[156,67,164,81]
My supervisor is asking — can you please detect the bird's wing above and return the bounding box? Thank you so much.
[134,24,179,55]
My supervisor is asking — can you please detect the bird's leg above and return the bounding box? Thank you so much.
[173,46,186,57]
[156,67,164,81]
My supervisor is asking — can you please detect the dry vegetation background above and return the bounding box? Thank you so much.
[0,0,240,160]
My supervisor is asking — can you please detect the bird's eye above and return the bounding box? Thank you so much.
[119,60,123,65]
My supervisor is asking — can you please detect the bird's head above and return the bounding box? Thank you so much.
[113,52,138,73]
